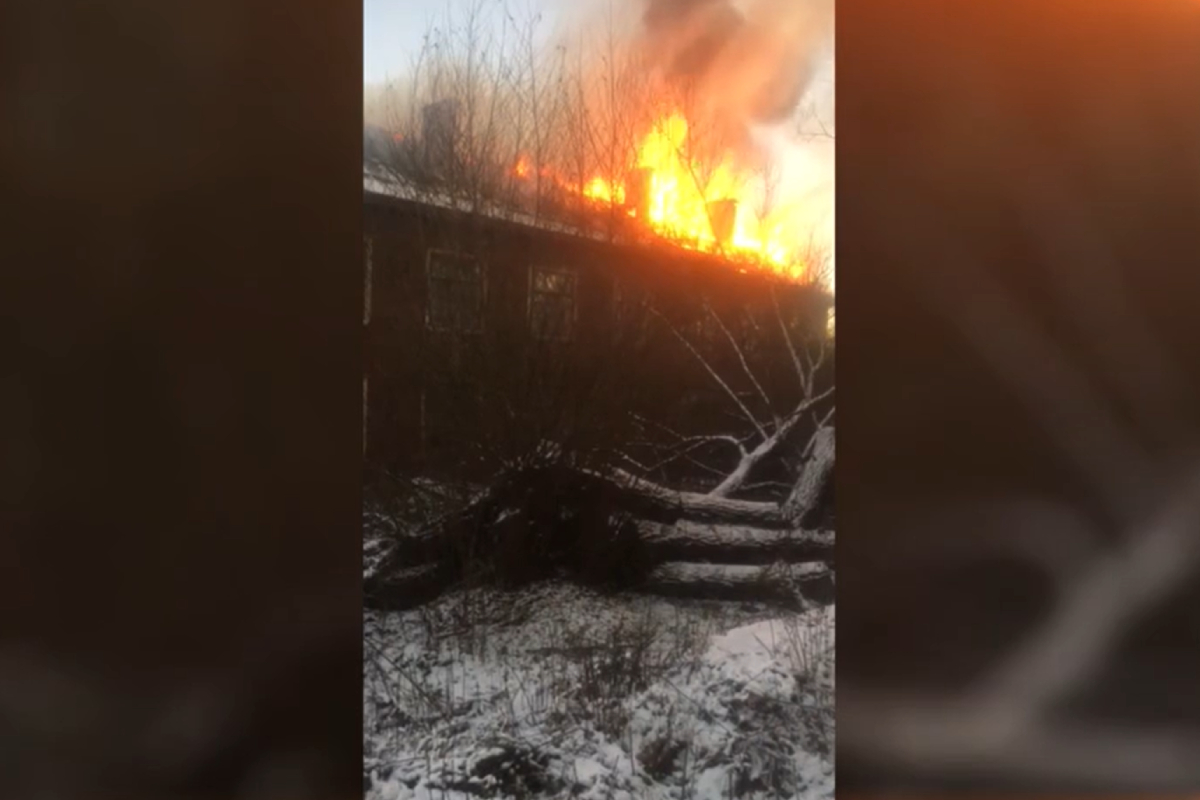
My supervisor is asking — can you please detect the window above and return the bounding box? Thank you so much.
[529,266,577,341]
[426,249,484,332]
[363,236,373,326]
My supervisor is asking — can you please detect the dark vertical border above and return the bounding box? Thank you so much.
[1,1,363,795]
[837,0,1200,793]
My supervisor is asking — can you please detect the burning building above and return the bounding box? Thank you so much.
[362,96,831,480]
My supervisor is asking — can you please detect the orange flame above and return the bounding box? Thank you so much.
[632,113,804,278]
[582,176,625,205]
[512,112,809,280]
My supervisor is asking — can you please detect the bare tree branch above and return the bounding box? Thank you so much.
[707,302,776,423]
[771,287,814,392]
[656,308,768,440]
[710,385,834,499]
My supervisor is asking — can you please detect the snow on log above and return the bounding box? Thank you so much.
[380,464,798,570]
[643,562,835,608]
[784,426,835,526]
[634,520,834,565]
[588,468,790,527]
[363,458,839,612]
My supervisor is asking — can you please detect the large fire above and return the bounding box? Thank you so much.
[511,112,809,281]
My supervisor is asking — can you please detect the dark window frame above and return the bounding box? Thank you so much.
[425,248,486,333]
[527,264,578,342]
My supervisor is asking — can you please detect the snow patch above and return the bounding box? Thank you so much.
[364,582,833,800]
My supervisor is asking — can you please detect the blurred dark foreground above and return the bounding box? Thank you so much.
[838,0,1200,793]
[0,1,362,796]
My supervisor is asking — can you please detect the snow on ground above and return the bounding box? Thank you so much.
[364,581,833,800]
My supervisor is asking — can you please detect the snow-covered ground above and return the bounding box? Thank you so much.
[364,582,833,800]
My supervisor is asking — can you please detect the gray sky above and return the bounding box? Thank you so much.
[363,0,435,84]
[364,0,561,84]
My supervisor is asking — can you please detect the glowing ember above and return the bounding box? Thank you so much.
[511,111,810,280]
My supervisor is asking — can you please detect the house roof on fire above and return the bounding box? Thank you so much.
[361,125,826,297]
[363,128,647,249]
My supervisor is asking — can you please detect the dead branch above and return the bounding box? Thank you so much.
[653,298,834,502]
[707,303,776,420]
[659,309,768,440]
[709,385,834,499]
[601,467,792,527]
[363,455,835,613]
[371,462,800,568]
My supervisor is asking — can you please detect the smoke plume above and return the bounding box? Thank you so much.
[638,0,832,126]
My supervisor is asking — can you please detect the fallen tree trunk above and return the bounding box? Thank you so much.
[365,456,837,612]
[600,468,790,527]
[784,426,835,527]
[642,562,835,609]
[634,521,833,565]
[378,510,832,575]
[379,463,799,568]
